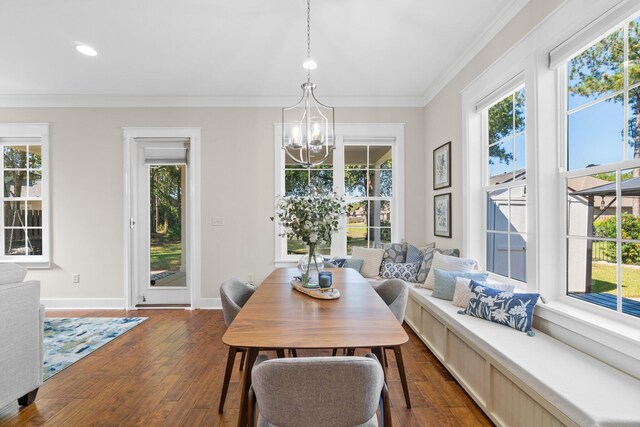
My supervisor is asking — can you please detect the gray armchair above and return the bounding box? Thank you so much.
[0,270,43,410]
[248,354,391,427]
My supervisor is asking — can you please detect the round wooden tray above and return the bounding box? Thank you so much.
[290,280,340,300]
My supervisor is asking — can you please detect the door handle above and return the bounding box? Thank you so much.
[130,218,136,228]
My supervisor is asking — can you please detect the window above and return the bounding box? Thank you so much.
[275,124,404,261]
[0,124,49,265]
[564,15,640,317]
[484,88,527,283]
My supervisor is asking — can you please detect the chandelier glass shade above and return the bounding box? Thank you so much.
[282,0,335,167]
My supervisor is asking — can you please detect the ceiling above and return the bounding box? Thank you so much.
[0,0,527,106]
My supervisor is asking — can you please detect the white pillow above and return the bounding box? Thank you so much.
[351,247,385,278]
[452,277,516,308]
[421,252,477,290]
[0,263,27,285]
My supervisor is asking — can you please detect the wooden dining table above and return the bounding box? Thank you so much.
[222,267,409,427]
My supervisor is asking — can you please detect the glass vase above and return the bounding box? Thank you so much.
[298,244,324,287]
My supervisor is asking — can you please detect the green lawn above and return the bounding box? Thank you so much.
[150,240,182,271]
[591,262,640,298]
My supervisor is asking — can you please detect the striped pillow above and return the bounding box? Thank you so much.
[420,252,477,290]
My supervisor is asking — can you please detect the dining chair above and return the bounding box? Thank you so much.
[218,278,256,414]
[248,354,391,427]
[374,279,411,408]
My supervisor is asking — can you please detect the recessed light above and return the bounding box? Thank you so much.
[76,44,98,57]
[303,59,317,70]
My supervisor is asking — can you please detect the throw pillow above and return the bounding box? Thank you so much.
[381,262,420,282]
[431,269,489,301]
[375,242,408,264]
[351,247,385,278]
[343,258,364,272]
[465,280,540,334]
[421,251,476,290]
[452,278,515,308]
[406,243,428,264]
[415,247,459,284]
[325,257,346,268]
[0,262,27,285]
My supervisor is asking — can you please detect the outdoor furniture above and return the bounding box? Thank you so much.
[0,265,44,410]
[248,353,391,427]
[223,267,408,427]
[374,279,411,408]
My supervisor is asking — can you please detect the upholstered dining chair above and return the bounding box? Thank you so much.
[218,279,256,414]
[248,354,391,427]
[374,279,411,409]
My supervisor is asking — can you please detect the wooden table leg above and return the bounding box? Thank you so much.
[237,347,259,427]
[393,345,411,408]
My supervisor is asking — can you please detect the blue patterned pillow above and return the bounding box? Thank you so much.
[380,262,419,282]
[375,242,408,264]
[432,269,489,301]
[325,257,346,268]
[406,244,424,264]
[465,281,539,334]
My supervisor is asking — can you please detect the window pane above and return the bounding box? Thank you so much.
[568,238,618,312]
[568,172,615,237]
[4,201,25,228]
[28,145,42,169]
[4,171,26,198]
[345,146,367,169]
[488,96,514,145]
[347,228,367,255]
[310,170,333,193]
[369,228,390,247]
[629,17,640,86]
[27,200,42,227]
[487,189,509,232]
[4,146,27,169]
[628,86,640,160]
[285,169,308,195]
[514,133,526,174]
[345,169,366,196]
[511,233,527,282]
[489,141,514,181]
[568,29,624,110]
[568,95,624,170]
[486,232,508,277]
[369,170,392,197]
[514,88,525,133]
[317,241,331,256]
[27,228,42,255]
[347,201,367,227]
[621,244,640,316]
[368,146,392,169]
[5,228,26,255]
[287,237,307,255]
[28,171,42,197]
[369,200,391,227]
[509,186,527,233]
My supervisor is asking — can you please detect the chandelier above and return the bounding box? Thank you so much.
[282,0,335,167]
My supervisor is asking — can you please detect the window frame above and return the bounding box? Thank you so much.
[274,123,405,264]
[0,123,50,267]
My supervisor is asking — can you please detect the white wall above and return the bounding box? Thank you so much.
[0,107,425,303]
[423,0,565,252]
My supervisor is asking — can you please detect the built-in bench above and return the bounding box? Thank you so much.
[397,283,640,426]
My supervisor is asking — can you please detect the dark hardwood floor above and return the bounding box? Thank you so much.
[0,310,493,426]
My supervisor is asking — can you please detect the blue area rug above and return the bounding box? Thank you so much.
[43,317,147,380]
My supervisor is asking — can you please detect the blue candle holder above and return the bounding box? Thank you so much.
[318,271,333,288]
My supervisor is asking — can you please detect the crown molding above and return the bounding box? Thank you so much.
[0,94,426,108]
[421,0,530,106]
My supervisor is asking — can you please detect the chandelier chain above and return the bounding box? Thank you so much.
[307,0,311,82]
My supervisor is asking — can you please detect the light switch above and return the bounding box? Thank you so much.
[212,217,225,226]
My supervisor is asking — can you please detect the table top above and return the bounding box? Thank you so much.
[222,268,409,349]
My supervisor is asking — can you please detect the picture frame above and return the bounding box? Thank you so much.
[434,193,452,238]
[433,141,451,190]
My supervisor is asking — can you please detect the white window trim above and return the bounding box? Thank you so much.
[462,0,640,377]
[274,123,405,264]
[0,123,50,268]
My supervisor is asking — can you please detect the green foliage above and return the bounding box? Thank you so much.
[594,213,640,264]
[488,89,524,164]
[150,166,182,240]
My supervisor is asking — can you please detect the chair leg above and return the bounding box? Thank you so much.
[346,348,355,356]
[331,348,338,356]
[218,346,238,413]
[383,348,389,367]
[239,348,247,371]
[393,346,411,408]
[291,349,297,357]
[276,349,285,358]
[17,388,38,406]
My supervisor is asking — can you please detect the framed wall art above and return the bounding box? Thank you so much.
[433,141,451,190]
[434,193,452,238]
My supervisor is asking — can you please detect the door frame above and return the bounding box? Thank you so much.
[123,127,201,309]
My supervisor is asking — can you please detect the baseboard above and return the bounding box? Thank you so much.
[198,298,222,309]
[42,298,126,309]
